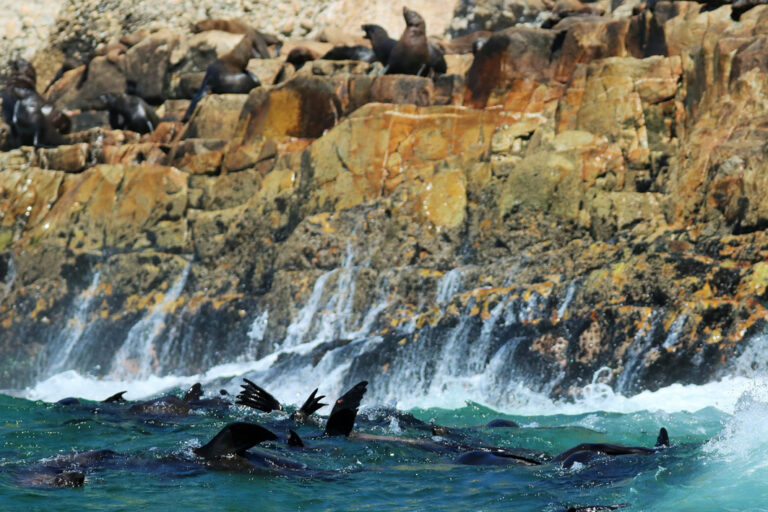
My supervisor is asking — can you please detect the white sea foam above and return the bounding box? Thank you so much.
[14,362,762,417]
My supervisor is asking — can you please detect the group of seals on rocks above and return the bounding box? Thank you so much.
[1,5,457,149]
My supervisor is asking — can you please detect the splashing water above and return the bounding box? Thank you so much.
[43,270,102,375]
[109,263,191,379]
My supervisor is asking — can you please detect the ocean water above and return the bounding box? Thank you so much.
[1,372,766,511]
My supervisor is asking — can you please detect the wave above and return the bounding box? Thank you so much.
[12,362,763,417]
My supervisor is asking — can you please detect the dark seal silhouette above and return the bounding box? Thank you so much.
[321,45,377,63]
[553,427,669,468]
[101,93,159,134]
[362,24,397,65]
[2,59,70,148]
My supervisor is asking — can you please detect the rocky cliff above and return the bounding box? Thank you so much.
[0,0,766,402]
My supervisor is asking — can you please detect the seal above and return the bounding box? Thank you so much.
[362,24,396,65]
[128,383,228,415]
[191,18,278,59]
[17,469,86,488]
[553,427,669,468]
[427,43,447,75]
[371,11,445,77]
[323,380,368,436]
[321,45,376,63]
[236,378,327,424]
[182,36,261,121]
[194,422,333,476]
[236,378,369,436]
[100,92,160,134]
[2,59,70,148]
[386,7,430,76]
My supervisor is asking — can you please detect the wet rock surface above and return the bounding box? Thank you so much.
[0,0,767,401]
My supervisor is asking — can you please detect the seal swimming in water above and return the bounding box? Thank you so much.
[129,383,229,416]
[100,92,159,134]
[182,36,261,122]
[236,378,328,424]
[553,427,669,468]
[236,379,368,436]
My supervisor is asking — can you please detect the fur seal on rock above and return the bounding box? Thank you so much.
[368,12,445,77]
[362,24,397,65]
[191,18,278,59]
[182,36,261,122]
[386,8,430,75]
[100,92,159,134]
[321,45,377,63]
[2,59,70,148]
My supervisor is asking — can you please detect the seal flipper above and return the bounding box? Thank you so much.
[290,388,327,422]
[236,378,283,412]
[656,427,669,448]
[194,422,278,458]
[324,380,368,437]
[287,429,304,448]
[101,391,127,403]
[182,74,212,122]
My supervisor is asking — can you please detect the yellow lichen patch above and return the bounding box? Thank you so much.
[398,338,407,346]
[418,269,443,278]
[415,306,440,329]
[529,281,555,298]
[262,89,301,138]
[211,294,243,310]
[31,298,47,319]
[610,262,630,286]
[706,328,723,344]
[693,283,714,300]
[742,261,768,296]
[460,286,513,304]
[306,212,336,233]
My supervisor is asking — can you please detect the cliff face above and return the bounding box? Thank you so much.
[0,0,767,399]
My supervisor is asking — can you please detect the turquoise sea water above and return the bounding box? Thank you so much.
[2,386,767,512]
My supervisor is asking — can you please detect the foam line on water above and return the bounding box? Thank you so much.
[14,363,761,416]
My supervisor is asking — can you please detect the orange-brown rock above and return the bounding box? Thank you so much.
[234,76,342,142]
